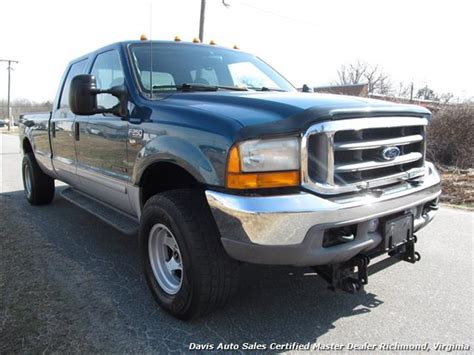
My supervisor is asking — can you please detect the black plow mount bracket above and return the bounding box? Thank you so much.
[314,235,421,293]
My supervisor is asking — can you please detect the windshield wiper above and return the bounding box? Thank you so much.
[215,85,248,91]
[152,83,248,92]
[247,86,287,92]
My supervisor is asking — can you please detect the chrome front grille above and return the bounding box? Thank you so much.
[302,117,428,195]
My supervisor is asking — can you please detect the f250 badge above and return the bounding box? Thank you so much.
[128,128,144,139]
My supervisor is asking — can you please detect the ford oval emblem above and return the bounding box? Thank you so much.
[382,146,400,160]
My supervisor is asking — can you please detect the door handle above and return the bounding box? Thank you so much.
[51,122,56,138]
[74,122,80,141]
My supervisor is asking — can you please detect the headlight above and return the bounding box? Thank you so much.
[239,137,300,172]
[226,137,300,189]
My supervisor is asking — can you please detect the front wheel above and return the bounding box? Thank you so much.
[139,189,240,320]
[22,152,55,205]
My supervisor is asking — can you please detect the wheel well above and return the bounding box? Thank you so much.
[140,162,200,206]
[23,138,33,154]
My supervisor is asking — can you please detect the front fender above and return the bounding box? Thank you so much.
[131,135,229,186]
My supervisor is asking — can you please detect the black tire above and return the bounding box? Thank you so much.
[22,152,55,205]
[139,189,240,320]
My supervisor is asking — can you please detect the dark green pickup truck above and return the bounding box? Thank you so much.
[19,40,441,319]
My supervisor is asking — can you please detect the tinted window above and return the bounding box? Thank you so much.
[190,68,218,85]
[59,60,87,108]
[129,43,295,93]
[140,71,175,89]
[90,50,124,110]
[228,61,278,88]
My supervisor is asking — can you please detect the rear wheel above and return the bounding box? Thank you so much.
[22,152,55,205]
[140,189,240,320]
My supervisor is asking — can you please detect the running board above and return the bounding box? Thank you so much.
[60,187,139,235]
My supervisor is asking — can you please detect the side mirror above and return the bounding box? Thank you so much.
[69,75,98,115]
[302,84,313,93]
[107,84,129,118]
[69,74,128,118]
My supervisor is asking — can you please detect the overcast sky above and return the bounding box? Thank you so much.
[0,0,472,102]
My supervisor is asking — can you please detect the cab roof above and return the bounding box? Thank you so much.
[70,40,246,64]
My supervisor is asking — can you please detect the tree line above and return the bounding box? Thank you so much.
[0,99,53,119]
[335,60,461,103]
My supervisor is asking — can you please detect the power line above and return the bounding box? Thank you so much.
[198,1,318,43]
[238,2,320,28]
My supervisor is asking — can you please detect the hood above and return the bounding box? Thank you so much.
[161,91,431,140]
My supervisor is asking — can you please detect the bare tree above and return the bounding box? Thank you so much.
[397,82,412,98]
[439,92,454,104]
[0,99,53,119]
[416,85,438,101]
[336,60,393,95]
[414,85,456,103]
[337,61,367,86]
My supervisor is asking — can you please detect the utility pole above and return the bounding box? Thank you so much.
[1,59,19,131]
[199,0,206,43]
[199,0,230,43]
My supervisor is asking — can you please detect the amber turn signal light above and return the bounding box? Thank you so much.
[227,171,300,189]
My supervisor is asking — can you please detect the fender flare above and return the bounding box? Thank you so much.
[132,135,222,187]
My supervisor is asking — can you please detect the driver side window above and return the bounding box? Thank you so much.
[90,50,124,110]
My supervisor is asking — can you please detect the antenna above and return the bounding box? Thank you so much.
[149,1,153,98]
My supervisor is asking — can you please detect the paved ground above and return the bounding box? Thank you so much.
[1,133,473,353]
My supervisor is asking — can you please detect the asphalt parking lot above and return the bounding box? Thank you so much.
[1,133,473,353]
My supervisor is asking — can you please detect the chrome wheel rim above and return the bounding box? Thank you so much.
[148,224,183,295]
[24,163,32,199]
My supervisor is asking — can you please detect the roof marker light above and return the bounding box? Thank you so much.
[209,39,217,45]
[140,34,148,41]
[192,38,201,43]
[174,35,182,42]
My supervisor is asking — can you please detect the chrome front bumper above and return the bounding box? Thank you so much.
[206,163,441,266]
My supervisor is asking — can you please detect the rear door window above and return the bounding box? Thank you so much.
[59,60,87,109]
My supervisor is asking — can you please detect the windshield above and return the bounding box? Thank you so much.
[129,42,295,93]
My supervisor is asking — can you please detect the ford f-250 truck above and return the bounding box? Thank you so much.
[20,39,441,319]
